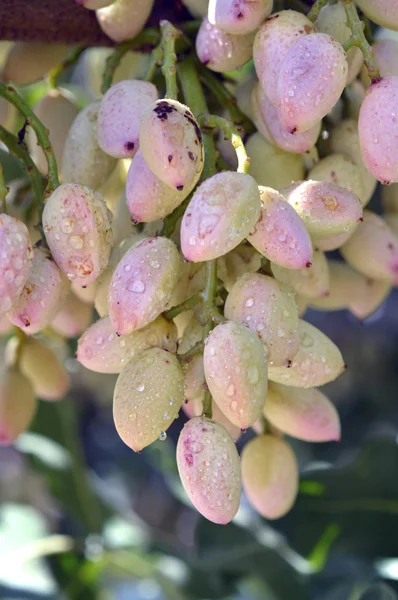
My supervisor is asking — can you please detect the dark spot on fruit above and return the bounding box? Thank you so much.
[165,359,170,364]
[304,24,313,34]
[154,100,176,121]
[176,184,184,191]
[290,127,297,134]
[183,113,202,142]
[168,155,173,163]
[387,242,394,250]
[286,359,292,368]
[188,151,195,160]
[116,331,121,337]
[185,453,193,466]
[237,11,243,18]
[124,141,135,151]
[306,261,312,268]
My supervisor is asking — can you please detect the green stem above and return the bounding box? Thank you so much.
[160,194,191,237]
[145,45,164,82]
[160,21,181,100]
[199,114,250,174]
[341,0,381,82]
[164,292,202,320]
[202,389,213,419]
[0,84,59,195]
[177,55,217,181]
[201,259,218,336]
[307,0,329,21]
[198,66,256,134]
[48,45,87,89]
[178,340,205,363]
[101,28,160,94]
[0,125,46,243]
[0,162,7,213]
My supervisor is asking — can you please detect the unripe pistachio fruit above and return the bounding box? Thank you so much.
[77,315,177,374]
[0,214,33,318]
[42,183,113,286]
[97,80,158,159]
[203,321,268,429]
[241,434,298,519]
[208,0,273,35]
[113,347,184,452]
[247,186,313,270]
[108,237,181,336]
[139,99,204,191]
[225,272,299,367]
[8,247,69,334]
[62,101,117,189]
[181,171,261,261]
[0,369,37,445]
[177,416,241,524]
[268,319,345,387]
[264,383,341,442]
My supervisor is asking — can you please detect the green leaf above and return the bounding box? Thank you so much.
[277,437,398,559]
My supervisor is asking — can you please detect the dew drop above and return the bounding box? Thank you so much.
[226,383,235,397]
[136,383,145,392]
[159,431,167,441]
[128,280,145,293]
[61,218,75,234]
[69,235,84,250]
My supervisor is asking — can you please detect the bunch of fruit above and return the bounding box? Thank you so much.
[0,0,397,525]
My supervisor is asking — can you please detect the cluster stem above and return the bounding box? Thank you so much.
[159,20,181,100]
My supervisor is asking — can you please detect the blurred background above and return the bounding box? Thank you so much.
[0,5,398,598]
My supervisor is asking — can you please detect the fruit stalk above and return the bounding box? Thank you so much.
[0,125,46,243]
[307,0,329,22]
[48,45,87,89]
[198,65,255,134]
[199,114,251,174]
[0,83,59,194]
[101,28,160,94]
[341,0,381,82]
